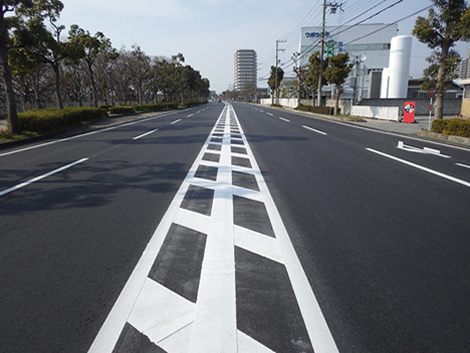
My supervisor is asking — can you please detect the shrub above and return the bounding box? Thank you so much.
[296,104,334,115]
[108,105,136,115]
[18,107,107,134]
[432,118,470,138]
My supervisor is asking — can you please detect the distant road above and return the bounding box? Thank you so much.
[0,102,469,352]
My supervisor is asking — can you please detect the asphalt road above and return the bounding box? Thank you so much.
[1,102,469,352]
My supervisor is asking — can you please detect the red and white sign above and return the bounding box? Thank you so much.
[403,101,416,123]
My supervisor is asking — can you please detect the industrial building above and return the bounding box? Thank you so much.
[234,49,257,92]
[300,24,398,100]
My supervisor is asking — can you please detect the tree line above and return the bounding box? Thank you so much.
[0,0,210,134]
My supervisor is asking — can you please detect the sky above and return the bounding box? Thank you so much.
[57,0,470,94]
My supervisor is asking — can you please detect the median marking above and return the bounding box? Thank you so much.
[302,125,327,135]
[367,148,470,188]
[133,129,159,140]
[0,158,89,197]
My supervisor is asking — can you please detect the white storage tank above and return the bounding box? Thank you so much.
[387,35,412,98]
[380,67,390,98]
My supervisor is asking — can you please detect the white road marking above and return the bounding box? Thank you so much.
[0,158,89,197]
[397,140,451,158]
[171,119,182,125]
[303,125,327,135]
[456,163,470,170]
[266,112,274,116]
[133,128,159,140]
[87,105,230,353]
[187,114,194,117]
[235,109,339,353]
[89,103,340,353]
[0,113,175,158]
[367,148,470,188]
[279,117,290,122]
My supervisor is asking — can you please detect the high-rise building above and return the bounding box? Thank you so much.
[234,49,257,91]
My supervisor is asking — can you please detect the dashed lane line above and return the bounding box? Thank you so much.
[279,117,290,122]
[303,125,328,135]
[456,163,470,170]
[171,119,182,124]
[367,148,470,188]
[0,158,89,197]
[132,128,159,140]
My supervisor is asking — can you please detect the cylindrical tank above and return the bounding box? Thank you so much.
[387,35,412,99]
[380,67,390,98]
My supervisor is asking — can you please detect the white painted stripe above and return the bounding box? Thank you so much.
[87,108,229,353]
[279,117,290,122]
[188,105,237,353]
[173,209,210,235]
[187,114,194,117]
[456,163,470,169]
[128,278,195,343]
[266,112,274,116]
[232,185,264,203]
[237,331,276,353]
[0,112,175,158]
[233,109,340,353]
[171,119,182,125]
[234,226,284,264]
[0,158,88,197]
[197,111,201,114]
[367,148,470,188]
[397,141,451,158]
[132,128,159,140]
[303,125,327,135]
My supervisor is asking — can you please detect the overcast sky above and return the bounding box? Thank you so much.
[58,0,470,94]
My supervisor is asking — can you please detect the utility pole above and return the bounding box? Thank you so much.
[317,0,327,107]
[317,1,343,106]
[275,39,286,105]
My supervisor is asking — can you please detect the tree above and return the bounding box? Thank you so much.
[68,25,115,107]
[267,65,284,105]
[293,52,307,106]
[412,0,470,119]
[0,0,65,133]
[323,53,353,115]
[305,51,328,106]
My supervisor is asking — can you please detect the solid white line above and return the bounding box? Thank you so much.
[456,163,470,169]
[0,158,89,197]
[132,128,159,140]
[279,117,290,122]
[303,125,327,135]
[367,148,470,187]
[188,104,237,353]
[171,119,182,124]
[232,108,339,353]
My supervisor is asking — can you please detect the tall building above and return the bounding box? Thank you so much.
[234,49,257,91]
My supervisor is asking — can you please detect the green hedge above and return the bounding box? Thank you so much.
[432,118,470,138]
[18,107,107,134]
[108,105,136,115]
[295,104,335,115]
